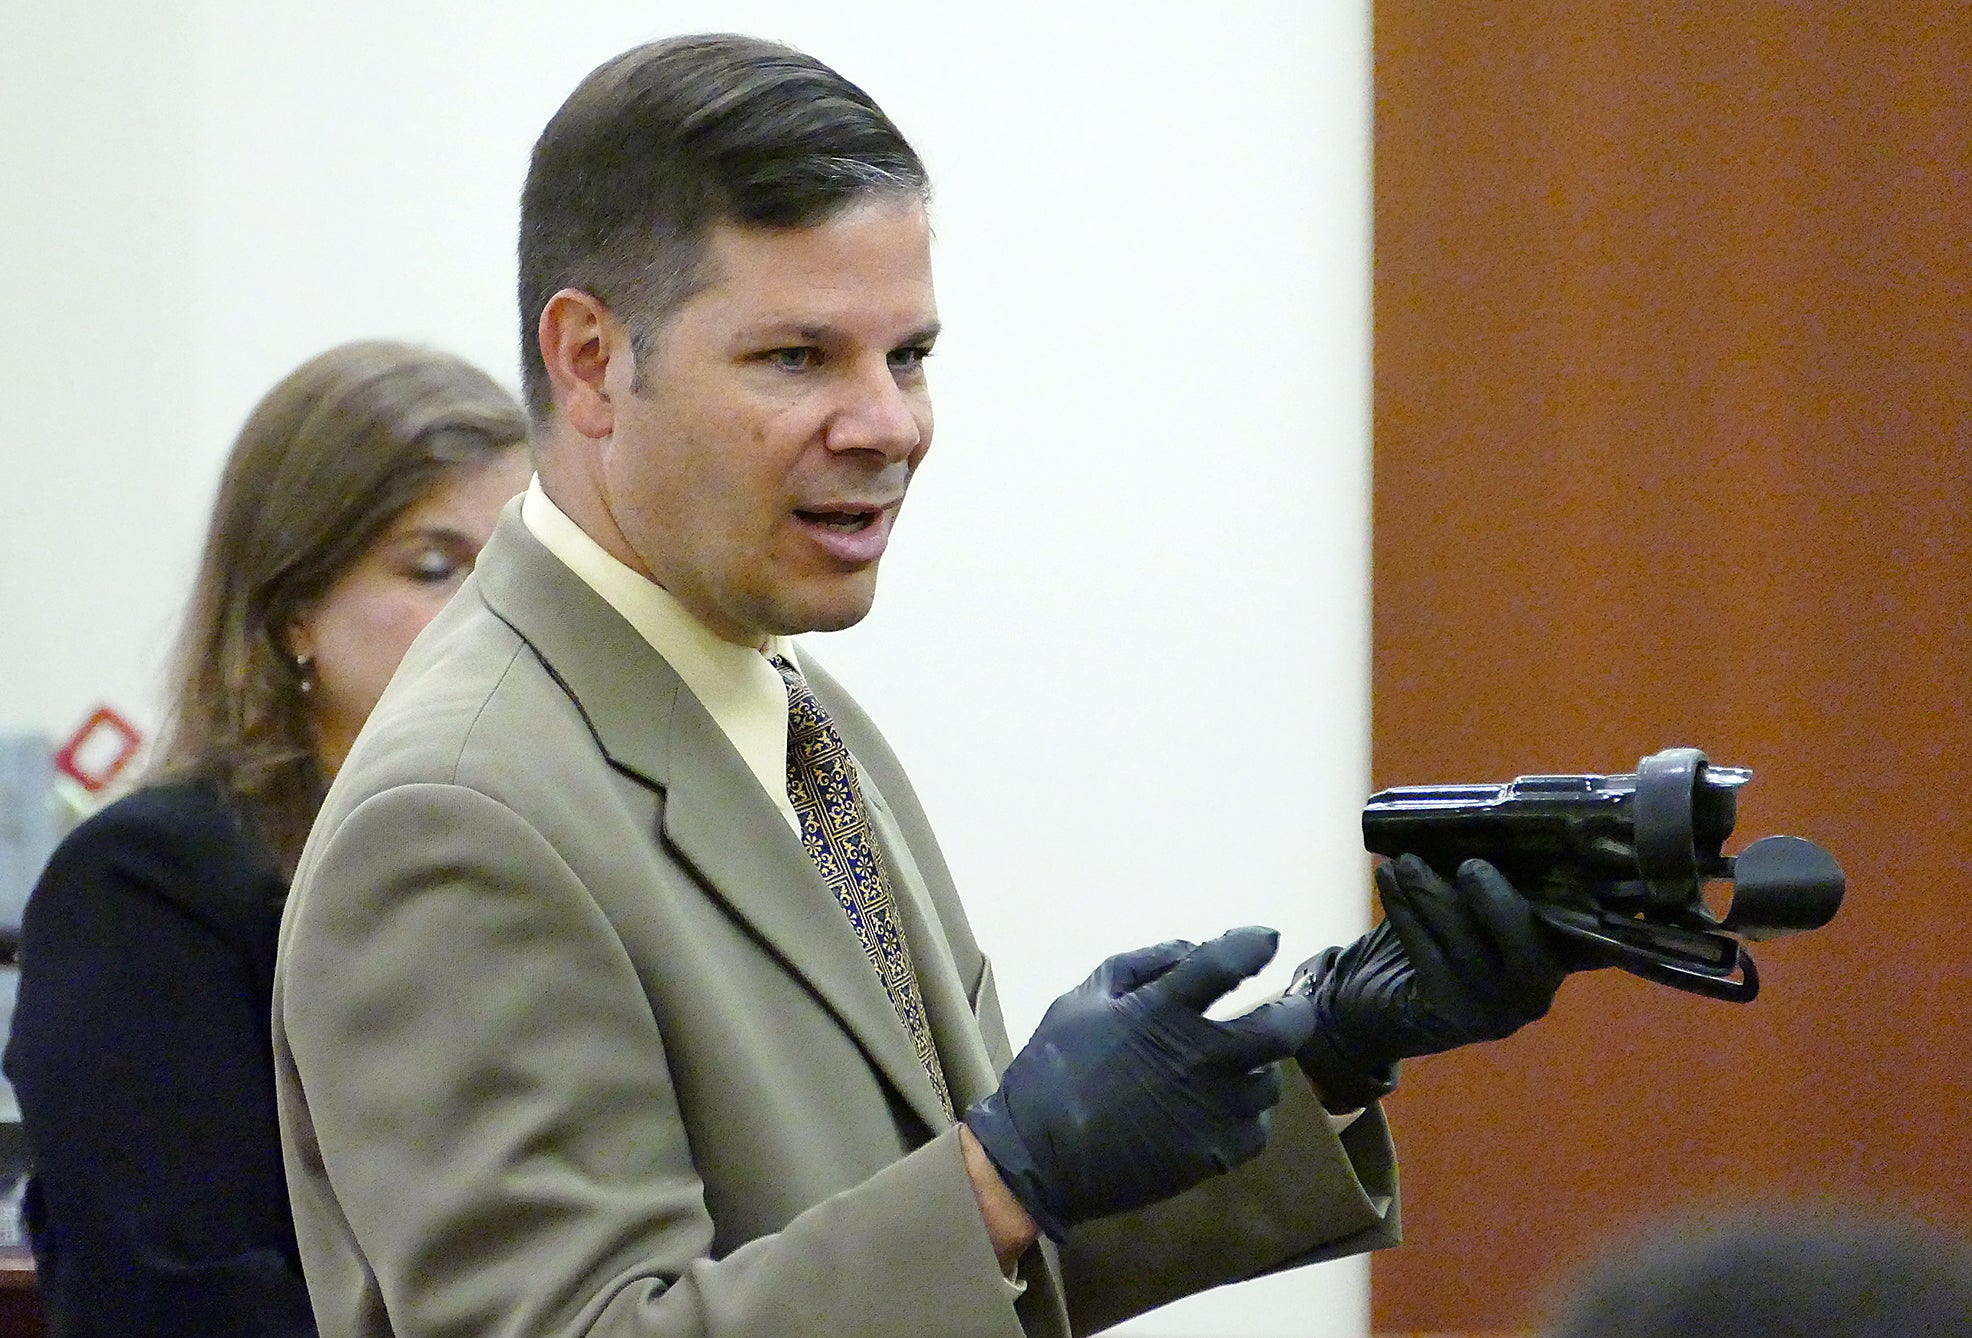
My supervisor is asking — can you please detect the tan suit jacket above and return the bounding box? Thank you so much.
[273,508,1400,1337]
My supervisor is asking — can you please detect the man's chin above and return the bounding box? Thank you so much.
[783,602,876,636]
[756,578,881,638]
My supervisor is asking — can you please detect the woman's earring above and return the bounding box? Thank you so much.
[296,654,316,695]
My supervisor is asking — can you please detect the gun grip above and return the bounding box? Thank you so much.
[1531,903,1760,1003]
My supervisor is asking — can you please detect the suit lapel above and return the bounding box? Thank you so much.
[473,510,952,1133]
[658,705,956,1132]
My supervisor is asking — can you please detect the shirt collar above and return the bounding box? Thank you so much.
[520,476,798,828]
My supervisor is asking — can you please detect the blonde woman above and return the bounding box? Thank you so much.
[6,342,530,1335]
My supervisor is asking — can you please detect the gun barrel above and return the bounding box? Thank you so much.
[1362,772,1637,885]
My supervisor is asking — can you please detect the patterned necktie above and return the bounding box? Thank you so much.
[771,655,954,1121]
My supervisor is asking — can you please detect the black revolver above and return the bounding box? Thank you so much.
[1361,747,1844,1001]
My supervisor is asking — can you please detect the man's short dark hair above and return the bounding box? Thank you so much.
[1542,1205,1972,1338]
[516,33,930,423]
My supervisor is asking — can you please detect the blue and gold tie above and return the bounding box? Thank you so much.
[771,655,954,1121]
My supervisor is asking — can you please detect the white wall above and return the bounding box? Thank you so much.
[1,5,1373,1333]
[2,3,206,746]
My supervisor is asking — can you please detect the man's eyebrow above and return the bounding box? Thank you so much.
[737,320,942,345]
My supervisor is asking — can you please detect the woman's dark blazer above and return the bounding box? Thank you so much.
[4,780,316,1337]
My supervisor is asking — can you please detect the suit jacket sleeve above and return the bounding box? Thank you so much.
[1054,1078,1399,1334]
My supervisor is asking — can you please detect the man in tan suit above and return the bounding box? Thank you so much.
[275,34,1578,1337]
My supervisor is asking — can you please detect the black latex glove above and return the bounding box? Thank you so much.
[1294,854,1572,1111]
[963,925,1317,1241]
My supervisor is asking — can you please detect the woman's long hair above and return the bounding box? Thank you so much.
[150,340,528,870]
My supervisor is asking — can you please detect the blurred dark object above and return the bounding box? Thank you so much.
[0,1119,38,1338]
[1362,747,1843,1001]
[0,1268,42,1338]
[1,735,62,961]
[1540,1204,1972,1338]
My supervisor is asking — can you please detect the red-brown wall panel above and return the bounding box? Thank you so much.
[1372,3,1970,1329]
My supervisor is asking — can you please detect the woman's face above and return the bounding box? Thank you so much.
[288,449,531,775]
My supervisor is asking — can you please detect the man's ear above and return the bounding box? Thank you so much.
[539,289,626,440]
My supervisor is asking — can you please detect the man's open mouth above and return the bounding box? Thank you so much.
[795,508,878,532]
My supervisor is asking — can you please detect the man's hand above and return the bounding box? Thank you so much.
[962,925,1317,1241]
[1295,855,1579,1111]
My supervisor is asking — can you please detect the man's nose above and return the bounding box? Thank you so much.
[826,361,926,461]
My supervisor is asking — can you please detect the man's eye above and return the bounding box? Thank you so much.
[768,347,818,370]
[888,345,933,372]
